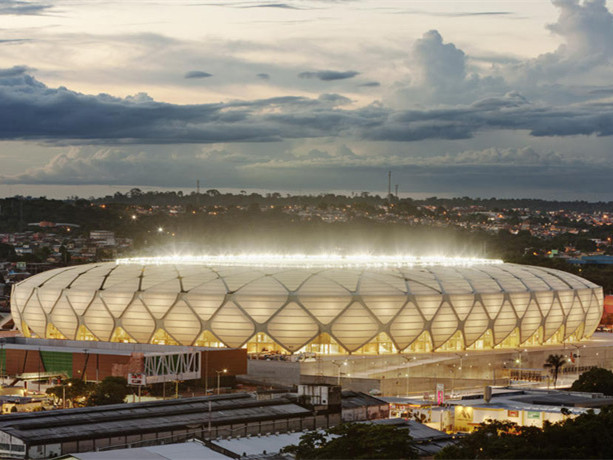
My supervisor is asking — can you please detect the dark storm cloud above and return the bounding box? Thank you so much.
[0,0,51,15]
[298,70,359,81]
[184,70,213,79]
[3,68,613,146]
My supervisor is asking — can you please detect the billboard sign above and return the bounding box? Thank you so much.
[128,373,146,386]
[436,383,445,405]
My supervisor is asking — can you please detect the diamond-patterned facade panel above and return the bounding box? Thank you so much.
[415,295,443,321]
[564,299,585,339]
[519,301,542,343]
[448,294,474,322]
[298,275,352,325]
[184,278,227,321]
[100,286,136,318]
[493,300,517,344]
[267,302,319,352]
[50,293,78,340]
[331,302,379,352]
[585,292,602,335]
[10,262,604,352]
[535,291,555,316]
[210,301,255,348]
[142,280,182,319]
[389,302,425,350]
[430,302,459,348]
[509,292,532,318]
[361,296,406,324]
[558,290,575,316]
[235,276,289,324]
[120,298,156,343]
[83,295,114,341]
[544,299,565,341]
[163,299,201,345]
[480,293,505,320]
[21,292,47,338]
[463,301,489,346]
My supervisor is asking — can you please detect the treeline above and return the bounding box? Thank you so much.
[82,189,613,213]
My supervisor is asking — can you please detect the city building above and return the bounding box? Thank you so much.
[11,255,603,355]
[0,337,246,389]
[0,392,341,459]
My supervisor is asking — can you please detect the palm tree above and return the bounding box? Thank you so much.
[544,354,566,388]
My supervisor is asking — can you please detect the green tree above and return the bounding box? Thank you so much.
[87,376,129,406]
[282,423,418,459]
[570,367,613,395]
[46,378,92,407]
[436,407,613,459]
[0,243,16,261]
[544,354,566,388]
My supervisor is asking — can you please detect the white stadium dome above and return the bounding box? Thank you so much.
[10,255,603,354]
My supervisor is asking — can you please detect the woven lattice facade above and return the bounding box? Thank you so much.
[10,261,603,353]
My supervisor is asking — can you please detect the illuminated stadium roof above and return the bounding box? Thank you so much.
[10,256,603,354]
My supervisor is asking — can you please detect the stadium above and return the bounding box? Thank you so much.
[10,255,603,355]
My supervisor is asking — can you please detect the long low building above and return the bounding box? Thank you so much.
[0,393,341,459]
[0,337,246,387]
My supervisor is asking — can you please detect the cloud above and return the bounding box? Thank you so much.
[509,0,613,86]
[244,145,571,170]
[256,73,270,80]
[413,30,466,88]
[4,143,611,201]
[298,70,360,81]
[548,0,613,60]
[2,67,613,148]
[392,30,506,106]
[239,3,301,9]
[184,70,213,79]
[359,81,380,87]
[0,65,32,77]
[0,0,51,15]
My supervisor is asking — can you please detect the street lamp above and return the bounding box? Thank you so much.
[216,369,227,395]
[515,348,527,381]
[401,355,416,397]
[62,382,72,409]
[570,344,585,376]
[332,361,347,386]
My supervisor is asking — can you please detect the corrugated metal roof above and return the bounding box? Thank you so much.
[70,440,228,460]
[341,391,387,409]
[0,394,311,445]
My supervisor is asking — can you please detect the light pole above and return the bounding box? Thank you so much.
[62,382,72,409]
[216,369,227,395]
[515,348,527,381]
[332,361,347,386]
[570,344,585,377]
[401,355,415,397]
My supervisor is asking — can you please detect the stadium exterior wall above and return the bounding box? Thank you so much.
[10,261,604,354]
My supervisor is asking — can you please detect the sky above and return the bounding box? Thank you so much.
[1,0,613,200]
